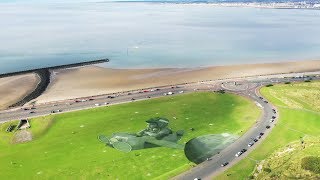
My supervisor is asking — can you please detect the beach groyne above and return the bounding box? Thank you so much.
[9,69,51,108]
[3,58,109,108]
[0,59,109,78]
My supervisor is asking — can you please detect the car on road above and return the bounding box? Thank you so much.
[51,110,62,113]
[248,142,254,147]
[266,125,271,129]
[241,149,247,153]
[147,96,151,98]
[270,119,274,123]
[179,91,184,94]
[221,162,229,167]
[272,116,276,119]
[29,111,35,114]
[235,151,243,157]
[103,102,109,105]
[167,92,174,95]
[253,138,258,142]
[127,93,132,95]
[131,98,136,101]
[95,104,100,106]
[194,178,201,180]
[260,132,264,136]
[264,100,268,103]
[259,97,263,99]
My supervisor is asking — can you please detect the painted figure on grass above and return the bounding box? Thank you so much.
[98,117,184,152]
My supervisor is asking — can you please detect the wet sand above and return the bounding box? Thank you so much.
[34,60,320,103]
[0,73,39,110]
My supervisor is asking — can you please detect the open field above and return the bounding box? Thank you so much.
[0,92,260,179]
[216,81,320,179]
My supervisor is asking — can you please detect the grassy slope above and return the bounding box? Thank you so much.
[216,81,320,180]
[0,92,260,180]
[255,137,320,179]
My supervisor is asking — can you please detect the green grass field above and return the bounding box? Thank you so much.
[0,92,260,179]
[216,81,320,180]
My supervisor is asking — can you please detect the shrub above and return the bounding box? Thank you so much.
[266,84,273,87]
[301,156,320,174]
[284,82,291,84]
[263,167,272,173]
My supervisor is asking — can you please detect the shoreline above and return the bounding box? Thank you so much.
[1,60,319,109]
[0,73,40,110]
[33,60,320,104]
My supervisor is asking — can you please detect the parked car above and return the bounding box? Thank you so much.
[241,149,247,153]
[266,125,271,129]
[248,142,254,147]
[221,162,229,167]
[235,151,243,157]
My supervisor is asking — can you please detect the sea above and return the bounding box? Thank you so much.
[1,1,320,74]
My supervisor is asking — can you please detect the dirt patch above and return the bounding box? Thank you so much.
[12,130,32,143]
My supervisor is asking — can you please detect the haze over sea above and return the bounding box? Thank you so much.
[1,1,320,74]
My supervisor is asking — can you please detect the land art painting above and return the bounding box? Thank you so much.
[98,117,238,164]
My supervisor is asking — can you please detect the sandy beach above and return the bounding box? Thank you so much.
[32,60,320,104]
[0,73,39,110]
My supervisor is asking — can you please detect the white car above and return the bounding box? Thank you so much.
[95,104,100,106]
[235,151,242,157]
[179,91,184,94]
[167,92,173,95]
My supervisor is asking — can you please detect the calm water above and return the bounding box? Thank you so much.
[1,2,320,74]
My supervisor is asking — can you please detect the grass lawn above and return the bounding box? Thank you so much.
[216,81,320,180]
[0,92,260,180]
